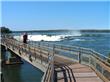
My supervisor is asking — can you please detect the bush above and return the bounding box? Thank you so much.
[0,26,12,33]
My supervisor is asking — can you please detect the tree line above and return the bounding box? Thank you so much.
[0,26,12,33]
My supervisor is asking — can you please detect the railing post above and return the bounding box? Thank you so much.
[78,49,81,63]
[39,42,42,64]
[50,44,55,82]
[101,67,104,76]
[88,55,91,66]
[47,43,49,48]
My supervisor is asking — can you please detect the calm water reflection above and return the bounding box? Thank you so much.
[2,50,44,82]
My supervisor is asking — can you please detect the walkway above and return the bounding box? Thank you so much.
[55,63,103,82]
[1,36,110,82]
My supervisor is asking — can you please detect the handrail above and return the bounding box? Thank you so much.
[41,63,51,82]
[28,41,110,67]
[29,41,110,59]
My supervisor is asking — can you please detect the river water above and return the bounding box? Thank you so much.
[2,30,110,82]
[2,50,44,82]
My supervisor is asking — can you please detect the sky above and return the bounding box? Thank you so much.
[1,1,110,31]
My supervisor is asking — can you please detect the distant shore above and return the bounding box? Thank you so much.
[12,29,110,33]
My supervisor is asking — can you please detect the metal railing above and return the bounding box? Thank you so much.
[29,40,110,82]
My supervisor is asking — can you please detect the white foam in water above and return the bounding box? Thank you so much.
[73,39,85,41]
[69,30,81,36]
[14,35,63,41]
[13,31,82,41]
[28,35,64,41]
[14,35,23,41]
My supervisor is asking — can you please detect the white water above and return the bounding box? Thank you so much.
[28,35,65,41]
[72,39,85,41]
[14,31,82,41]
[14,35,70,41]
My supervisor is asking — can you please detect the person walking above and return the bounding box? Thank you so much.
[23,33,28,44]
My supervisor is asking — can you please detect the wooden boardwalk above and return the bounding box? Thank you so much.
[1,37,110,82]
[54,56,103,82]
[55,63,103,82]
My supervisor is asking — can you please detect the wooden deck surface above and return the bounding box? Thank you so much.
[54,56,103,82]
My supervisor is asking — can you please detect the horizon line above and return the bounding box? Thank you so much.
[12,29,110,32]
[1,0,109,2]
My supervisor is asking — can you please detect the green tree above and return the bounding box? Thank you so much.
[0,26,12,33]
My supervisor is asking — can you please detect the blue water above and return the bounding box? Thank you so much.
[2,31,110,82]
[56,32,110,56]
[2,50,44,82]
